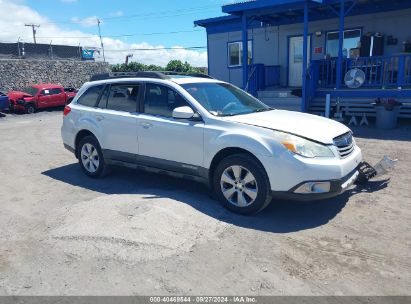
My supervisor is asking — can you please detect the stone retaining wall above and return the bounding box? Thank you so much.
[0,59,110,91]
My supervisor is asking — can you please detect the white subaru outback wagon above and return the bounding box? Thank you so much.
[61,72,362,214]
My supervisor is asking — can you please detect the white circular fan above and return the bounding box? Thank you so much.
[344,68,365,89]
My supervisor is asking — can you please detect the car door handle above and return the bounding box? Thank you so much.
[95,115,104,121]
[140,122,153,129]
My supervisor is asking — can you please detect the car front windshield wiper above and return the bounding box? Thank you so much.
[252,107,274,113]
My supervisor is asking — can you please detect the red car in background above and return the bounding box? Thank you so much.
[8,84,76,114]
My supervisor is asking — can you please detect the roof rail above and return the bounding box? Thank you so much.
[162,71,213,79]
[90,71,169,82]
[90,71,213,82]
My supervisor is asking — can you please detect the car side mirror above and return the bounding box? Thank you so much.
[172,106,196,119]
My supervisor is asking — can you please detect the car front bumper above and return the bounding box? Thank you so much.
[261,144,362,196]
[271,167,360,201]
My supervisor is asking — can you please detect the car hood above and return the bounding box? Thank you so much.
[222,110,351,144]
[8,91,33,99]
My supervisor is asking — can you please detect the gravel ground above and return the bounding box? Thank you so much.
[0,110,410,296]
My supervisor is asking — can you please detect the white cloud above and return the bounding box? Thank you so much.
[0,0,207,66]
[71,16,99,27]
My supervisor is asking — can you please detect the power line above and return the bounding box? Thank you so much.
[104,46,207,52]
[38,6,217,25]
[34,29,204,40]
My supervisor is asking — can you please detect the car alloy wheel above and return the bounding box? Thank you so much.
[220,165,258,207]
[25,105,35,114]
[80,143,100,173]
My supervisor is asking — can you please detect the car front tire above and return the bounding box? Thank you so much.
[77,135,109,178]
[213,153,272,215]
[25,103,35,114]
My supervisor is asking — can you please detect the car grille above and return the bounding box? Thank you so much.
[333,132,355,158]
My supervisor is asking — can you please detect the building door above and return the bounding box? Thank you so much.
[288,36,311,87]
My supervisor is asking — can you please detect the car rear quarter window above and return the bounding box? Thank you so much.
[77,85,105,107]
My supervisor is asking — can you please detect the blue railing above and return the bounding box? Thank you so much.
[312,54,411,89]
[246,64,265,97]
[246,64,281,97]
[265,65,281,88]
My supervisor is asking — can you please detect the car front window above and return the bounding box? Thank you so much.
[181,82,271,117]
[22,87,38,96]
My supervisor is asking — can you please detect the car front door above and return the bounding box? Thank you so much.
[137,82,205,176]
[92,83,141,159]
[37,89,53,108]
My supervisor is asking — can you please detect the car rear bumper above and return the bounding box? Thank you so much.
[0,99,9,111]
[271,167,360,201]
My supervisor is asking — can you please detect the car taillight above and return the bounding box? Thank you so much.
[63,105,71,116]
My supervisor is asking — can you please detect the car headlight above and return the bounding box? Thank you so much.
[273,131,335,158]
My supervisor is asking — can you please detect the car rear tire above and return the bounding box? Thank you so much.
[25,103,35,114]
[213,153,272,215]
[77,135,110,178]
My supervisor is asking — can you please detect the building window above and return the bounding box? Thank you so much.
[228,41,252,67]
[326,29,361,58]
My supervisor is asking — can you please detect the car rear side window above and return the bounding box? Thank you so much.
[144,83,189,118]
[50,88,62,95]
[77,85,104,107]
[105,84,140,112]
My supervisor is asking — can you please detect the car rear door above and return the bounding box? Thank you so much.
[92,82,141,159]
[51,87,67,106]
[137,82,205,176]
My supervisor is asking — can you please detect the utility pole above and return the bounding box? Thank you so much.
[125,54,133,65]
[97,18,106,62]
[25,24,40,44]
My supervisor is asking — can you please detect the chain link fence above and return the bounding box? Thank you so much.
[0,42,101,61]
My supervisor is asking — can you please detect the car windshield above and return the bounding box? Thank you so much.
[181,82,272,117]
[22,87,38,96]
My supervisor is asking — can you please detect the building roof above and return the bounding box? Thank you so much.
[194,15,238,27]
[195,0,411,30]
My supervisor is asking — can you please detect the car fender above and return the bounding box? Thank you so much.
[204,128,279,168]
[74,116,104,148]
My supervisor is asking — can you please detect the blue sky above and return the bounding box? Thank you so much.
[0,0,233,65]
[22,0,227,48]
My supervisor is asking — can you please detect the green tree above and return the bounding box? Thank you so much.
[110,59,205,74]
[165,60,186,72]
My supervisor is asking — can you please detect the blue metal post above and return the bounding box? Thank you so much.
[301,0,309,112]
[336,0,345,89]
[397,55,405,88]
[242,13,248,90]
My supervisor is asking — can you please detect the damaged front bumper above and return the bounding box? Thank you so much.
[272,167,360,201]
[272,155,397,201]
